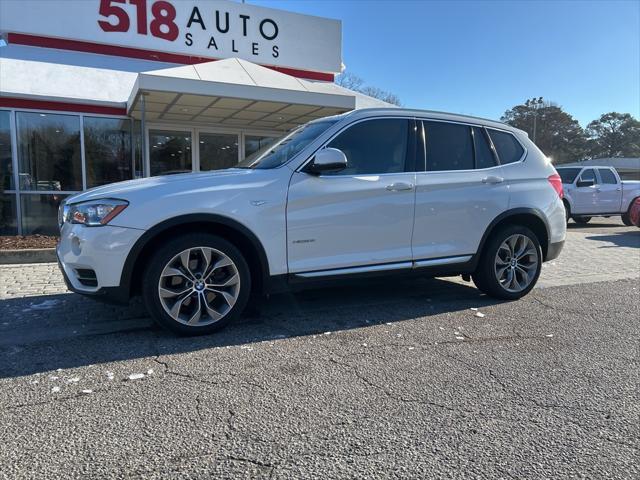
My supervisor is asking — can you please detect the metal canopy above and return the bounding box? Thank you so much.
[128,58,355,131]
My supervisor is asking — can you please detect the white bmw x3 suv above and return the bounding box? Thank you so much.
[58,108,566,335]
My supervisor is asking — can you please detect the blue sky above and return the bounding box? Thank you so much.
[253,0,639,126]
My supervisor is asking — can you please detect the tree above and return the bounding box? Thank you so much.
[586,112,640,158]
[335,71,402,106]
[501,100,588,164]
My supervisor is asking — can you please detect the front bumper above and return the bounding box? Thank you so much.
[56,223,144,303]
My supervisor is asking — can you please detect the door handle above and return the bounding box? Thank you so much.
[386,182,413,191]
[482,175,504,184]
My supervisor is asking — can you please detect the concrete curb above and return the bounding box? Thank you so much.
[0,249,57,264]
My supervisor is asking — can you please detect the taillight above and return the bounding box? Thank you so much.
[548,173,564,198]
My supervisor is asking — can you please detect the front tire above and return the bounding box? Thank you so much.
[572,216,591,224]
[621,212,633,226]
[472,225,542,300]
[142,233,251,335]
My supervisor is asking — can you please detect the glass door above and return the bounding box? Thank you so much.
[149,129,193,176]
[197,131,239,171]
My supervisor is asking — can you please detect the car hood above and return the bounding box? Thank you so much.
[66,169,261,204]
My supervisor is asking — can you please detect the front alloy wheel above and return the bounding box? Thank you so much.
[158,247,240,326]
[143,234,251,335]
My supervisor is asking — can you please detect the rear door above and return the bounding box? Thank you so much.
[572,168,598,214]
[286,118,417,273]
[412,121,509,262]
[596,168,623,213]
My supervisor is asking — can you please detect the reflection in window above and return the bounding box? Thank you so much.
[0,194,17,235]
[149,130,192,176]
[244,135,277,159]
[17,112,82,191]
[0,111,13,191]
[199,133,239,171]
[84,117,132,188]
[20,193,68,235]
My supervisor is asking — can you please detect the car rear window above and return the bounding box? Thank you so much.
[557,168,582,183]
[473,127,497,169]
[488,129,524,164]
[423,121,474,171]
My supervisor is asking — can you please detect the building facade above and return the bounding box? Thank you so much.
[0,0,389,235]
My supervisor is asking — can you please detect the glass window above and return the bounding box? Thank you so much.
[20,193,68,235]
[199,133,239,171]
[488,129,524,164]
[598,168,617,184]
[133,120,143,178]
[149,130,192,176]
[324,119,408,175]
[0,111,13,191]
[244,135,277,159]
[580,169,596,183]
[424,121,473,171]
[0,194,17,235]
[473,127,496,169]
[17,112,82,191]
[557,168,582,184]
[84,117,132,188]
[238,120,338,169]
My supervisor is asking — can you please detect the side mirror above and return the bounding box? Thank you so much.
[576,179,595,188]
[305,148,347,175]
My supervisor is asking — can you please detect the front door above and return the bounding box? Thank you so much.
[286,118,416,273]
[572,168,598,214]
[412,122,510,261]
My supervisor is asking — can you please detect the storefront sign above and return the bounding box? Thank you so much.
[0,0,342,74]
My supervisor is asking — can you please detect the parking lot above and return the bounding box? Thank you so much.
[1,218,638,479]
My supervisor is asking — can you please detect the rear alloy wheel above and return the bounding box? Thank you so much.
[143,234,251,335]
[572,216,591,224]
[472,225,542,300]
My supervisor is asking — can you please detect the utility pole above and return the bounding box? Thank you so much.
[525,97,544,144]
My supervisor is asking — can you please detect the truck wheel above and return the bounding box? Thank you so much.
[572,216,591,224]
[563,201,571,224]
[621,213,633,226]
[142,233,251,336]
[472,225,542,300]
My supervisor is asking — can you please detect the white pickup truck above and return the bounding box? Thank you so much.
[557,166,640,225]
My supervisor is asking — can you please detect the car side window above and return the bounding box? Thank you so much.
[423,121,474,171]
[325,119,409,175]
[473,127,497,169]
[579,169,596,183]
[487,129,524,164]
[598,168,617,184]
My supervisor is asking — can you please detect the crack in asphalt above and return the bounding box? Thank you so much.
[327,356,471,414]
[432,348,636,451]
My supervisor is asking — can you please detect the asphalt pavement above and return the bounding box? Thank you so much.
[0,217,638,479]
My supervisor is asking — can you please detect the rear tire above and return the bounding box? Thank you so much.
[142,233,251,336]
[472,225,542,300]
[621,212,633,226]
[563,201,571,224]
[572,216,591,224]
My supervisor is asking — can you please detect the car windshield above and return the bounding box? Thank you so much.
[236,120,338,169]
[557,168,582,183]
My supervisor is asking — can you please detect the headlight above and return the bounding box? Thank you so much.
[62,199,129,227]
